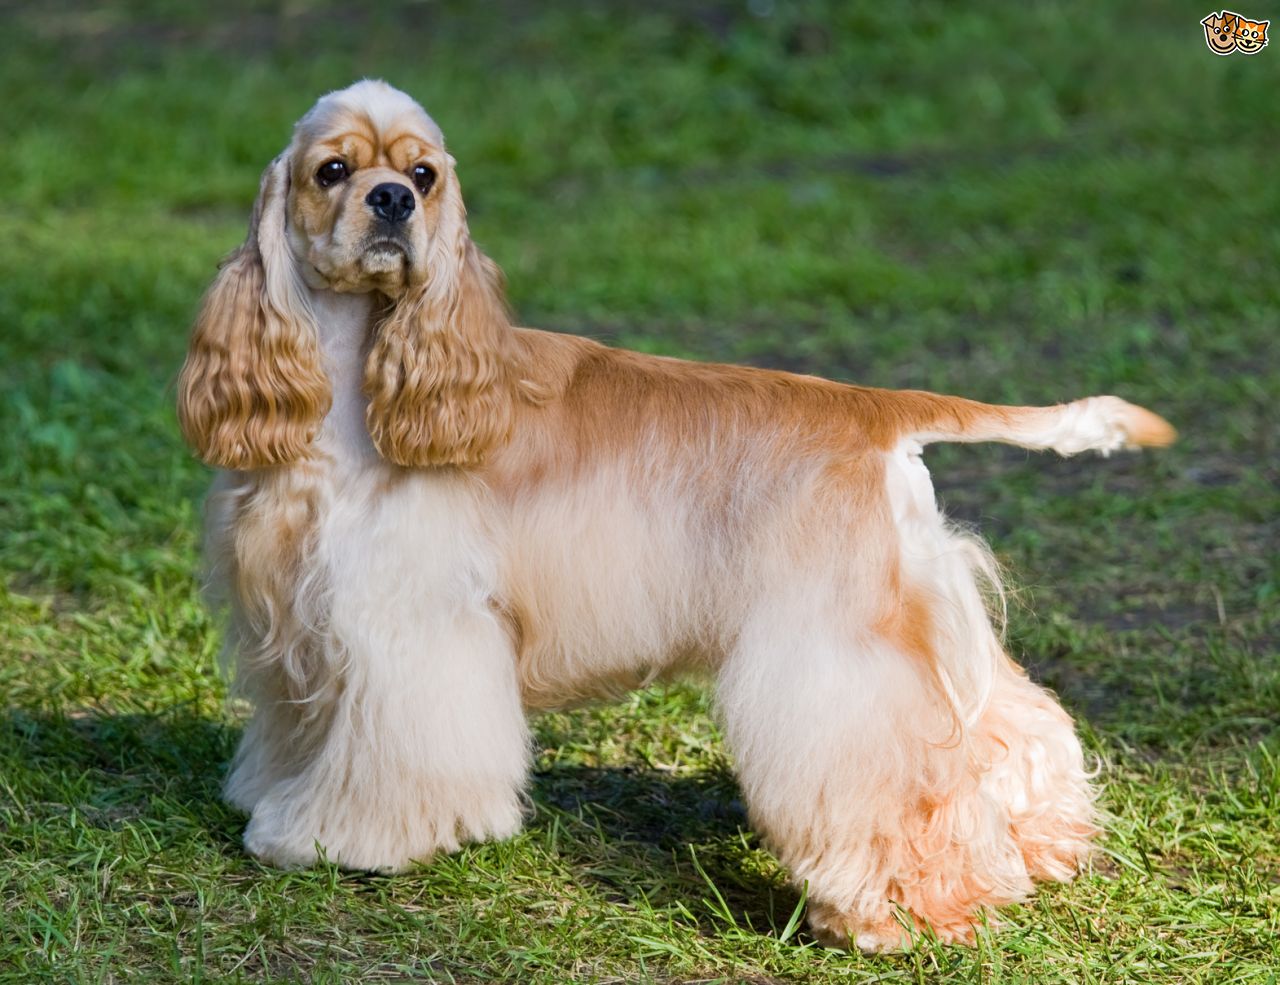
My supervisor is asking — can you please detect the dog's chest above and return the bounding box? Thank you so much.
[226,289,505,652]
[311,290,382,467]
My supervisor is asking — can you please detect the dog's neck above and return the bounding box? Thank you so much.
[309,287,381,464]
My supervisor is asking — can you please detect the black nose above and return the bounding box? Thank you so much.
[365,182,415,224]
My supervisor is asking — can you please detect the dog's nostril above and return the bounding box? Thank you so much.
[365,182,416,224]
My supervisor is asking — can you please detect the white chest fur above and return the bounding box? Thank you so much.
[217,286,530,869]
[309,288,380,466]
[303,286,505,611]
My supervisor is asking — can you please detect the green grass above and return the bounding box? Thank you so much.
[1,1,1277,981]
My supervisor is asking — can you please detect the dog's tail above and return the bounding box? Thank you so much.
[857,389,1176,456]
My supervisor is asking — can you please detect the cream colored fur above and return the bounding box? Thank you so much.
[184,81,1177,952]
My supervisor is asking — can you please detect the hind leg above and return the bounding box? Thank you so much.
[718,606,1036,952]
[717,434,1096,948]
[976,658,1097,884]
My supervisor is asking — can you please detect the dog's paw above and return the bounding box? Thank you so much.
[243,817,330,870]
[806,900,915,953]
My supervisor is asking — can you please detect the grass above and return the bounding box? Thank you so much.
[0,1,1277,981]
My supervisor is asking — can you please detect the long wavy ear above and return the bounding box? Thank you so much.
[363,160,516,468]
[177,155,330,469]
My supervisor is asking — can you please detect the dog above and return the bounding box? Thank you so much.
[177,80,1175,951]
[1202,11,1241,54]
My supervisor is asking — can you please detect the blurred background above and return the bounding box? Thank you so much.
[0,2,1276,981]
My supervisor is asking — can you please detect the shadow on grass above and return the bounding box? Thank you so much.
[2,705,796,935]
[530,763,802,939]
[1,705,243,851]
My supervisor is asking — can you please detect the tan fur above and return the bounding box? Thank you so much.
[365,240,522,467]
[181,81,1175,953]
[177,158,331,468]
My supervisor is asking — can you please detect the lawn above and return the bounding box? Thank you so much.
[0,1,1277,982]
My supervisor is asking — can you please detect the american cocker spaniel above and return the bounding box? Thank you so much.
[178,80,1175,951]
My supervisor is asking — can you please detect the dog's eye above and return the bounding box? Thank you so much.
[316,160,349,188]
[411,165,436,195]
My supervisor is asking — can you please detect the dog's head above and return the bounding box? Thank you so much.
[289,81,450,297]
[1201,11,1239,54]
[178,80,516,471]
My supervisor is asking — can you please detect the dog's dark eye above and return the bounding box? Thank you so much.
[316,160,349,188]
[411,165,436,195]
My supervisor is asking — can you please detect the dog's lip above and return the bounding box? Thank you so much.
[365,239,408,254]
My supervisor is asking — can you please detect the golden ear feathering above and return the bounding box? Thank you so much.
[177,156,330,469]
[363,161,519,468]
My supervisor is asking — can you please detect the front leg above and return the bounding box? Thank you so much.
[240,594,529,870]
[233,477,530,871]
[240,593,529,871]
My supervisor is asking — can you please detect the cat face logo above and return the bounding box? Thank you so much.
[1234,15,1269,53]
[1202,11,1240,53]
[1202,10,1269,54]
